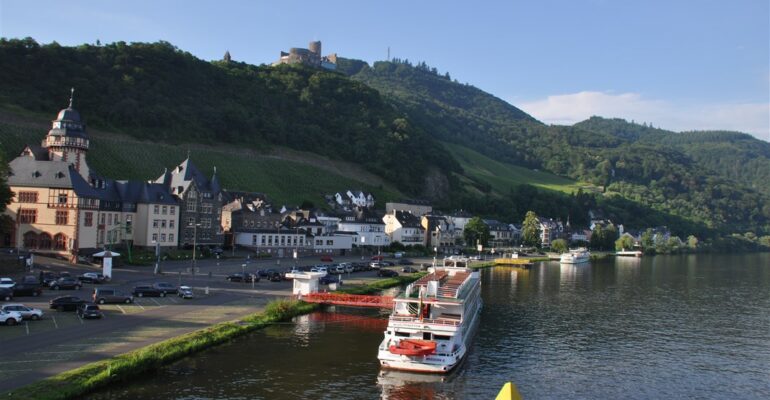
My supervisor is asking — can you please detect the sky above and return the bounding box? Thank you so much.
[1,0,768,141]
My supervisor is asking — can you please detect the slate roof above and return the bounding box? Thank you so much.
[156,158,221,197]
[47,107,88,140]
[394,211,422,228]
[7,155,100,197]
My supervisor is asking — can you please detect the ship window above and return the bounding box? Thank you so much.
[423,332,431,340]
[433,334,451,341]
[395,332,410,337]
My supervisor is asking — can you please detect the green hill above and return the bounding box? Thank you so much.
[0,114,401,206]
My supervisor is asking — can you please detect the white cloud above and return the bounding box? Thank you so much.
[518,91,770,142]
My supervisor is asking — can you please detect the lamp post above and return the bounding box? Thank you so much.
[190,221,201,275]
[152,239,161,275]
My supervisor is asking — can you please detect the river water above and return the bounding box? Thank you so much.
[88,254,770,399]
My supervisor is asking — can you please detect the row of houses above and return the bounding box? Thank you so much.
[2,97,622,260]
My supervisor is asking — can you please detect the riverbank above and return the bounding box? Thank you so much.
[3,299,319,400]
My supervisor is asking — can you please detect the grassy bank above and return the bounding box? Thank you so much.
[3,299,319,400]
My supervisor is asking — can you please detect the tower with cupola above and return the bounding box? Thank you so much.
[42,88,91,180]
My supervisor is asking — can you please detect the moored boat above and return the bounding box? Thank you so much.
[377,257,482,373]
[560,248,591,264]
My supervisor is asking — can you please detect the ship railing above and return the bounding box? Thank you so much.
[389,315,461,326]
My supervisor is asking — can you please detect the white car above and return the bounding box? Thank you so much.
[0,309,22,326]
[369,262,383,269]
[0,278,16,289]
[177,286,194,299]
[1,304,43,321]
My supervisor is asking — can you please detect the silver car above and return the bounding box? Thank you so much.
[92,288,133,304]
[178,286,194,299]
[1,304,43,320]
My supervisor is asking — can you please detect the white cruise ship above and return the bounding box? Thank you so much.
[377,258,482,373]
[559,248,591,264]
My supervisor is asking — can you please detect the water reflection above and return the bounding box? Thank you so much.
[377,370,449,400]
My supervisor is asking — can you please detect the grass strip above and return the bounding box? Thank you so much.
[2,299,319,400]
[336,273,427,295]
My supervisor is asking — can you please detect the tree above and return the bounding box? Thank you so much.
[463,217,490,247]
[0,153,14,242]
[615,235,635,251]
[521,211,541,247]
[641,228,654,250]
[551,238,568,253]
[687,235,699,249]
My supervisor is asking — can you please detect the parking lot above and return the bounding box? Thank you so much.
[0,253,427,392]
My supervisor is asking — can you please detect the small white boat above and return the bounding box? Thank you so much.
[560,248,591,264]
[616,250,643,257]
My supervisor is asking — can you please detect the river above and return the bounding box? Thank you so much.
[88,253,770,399]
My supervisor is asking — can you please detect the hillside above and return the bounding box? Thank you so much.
[346,59,770,236]
[0,38,458,198]
[0,112,402,206]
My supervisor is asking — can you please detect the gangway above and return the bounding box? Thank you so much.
[302,292,394,308]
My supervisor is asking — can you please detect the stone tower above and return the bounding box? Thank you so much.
[42,88,90,180]
[223,50,231,62]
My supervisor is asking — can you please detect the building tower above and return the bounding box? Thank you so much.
[223,50,231,62]
[308,40,321,55]
[42,88,91,180]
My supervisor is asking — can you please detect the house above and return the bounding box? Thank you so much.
[538,217,564,247]
[508,224,522,244]
[233,227,311,258]
[155,159,225,248]
[331,190,375,209]
[483,219,513,248]
[385,200,432,218]
[337,208,389,249]
[383,210,424,246]
[310,233,354,255]
[421,214,457,252]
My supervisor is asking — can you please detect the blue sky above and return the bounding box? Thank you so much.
[1,0,768,140]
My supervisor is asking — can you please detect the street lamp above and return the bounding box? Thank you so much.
[152,239,161,275]
[189,221,201,275]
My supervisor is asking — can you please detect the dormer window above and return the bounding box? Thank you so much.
[32,171,41,178]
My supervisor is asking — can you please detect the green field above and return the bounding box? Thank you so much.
[0,119,401,206]
[443,142,594,194]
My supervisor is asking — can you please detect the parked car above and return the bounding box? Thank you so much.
[20,275,39,284]
[49,296,86,311]
[369,262,383,270]
[12,283,42,297]
[0,287,13,302]
[310,266,328,273]
[319,275,341,285]
[49,277,82,290]
[77,303,103,319]
[178,286,194,299]
[268,272,283,282]
[381,261,395,267]
[152,282,178,295]
[0,309,22,325]
[378,269,399,278]
[78,272,107,284]
[92,288,133,304]
[394,252,404,258]
[341,263,354,273]
[399,259,414,265]
[40,271,59,286]
[226,273,259,283]
[320,255,333,262]
[0,277,16,289]
[211,246,224,255]
[2,304,43,320]
[131,286,164,297]
[401,266,419,273]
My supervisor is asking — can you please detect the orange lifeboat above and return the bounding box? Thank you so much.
[389,339,437,356]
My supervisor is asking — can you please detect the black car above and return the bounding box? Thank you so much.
[40,271,59,286]
[258,269,279,278]
[401,266,419,273]
[50,277,82,290]
[132,286,164,297]
[49,296,86,311]
[78,273,107,284]
[377,269,399,278]
[0,287,13,302]
[319,275,341,285]
[268,272,283,282]
[226,273,259,283]
[12,283,42,297]
[77,303,103,319]
[151,282,178,295]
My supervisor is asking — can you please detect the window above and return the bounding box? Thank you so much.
[23,232,38,248]
[168,234,174,242]
[202,204,212,214]
[170,206,176,215]
[252,235,258,246]
[54,233,67,250]
[316,240,322,246]
[280,236,285,245]
[160,234,166,242]
[18,192,38,203]
[188,217,195,226]
[154,205,159,214]
[125,214,132,232]
[161,206,167,215]
[153,220,159,228]
[85,212,93,227]
[39,233,52,249]
[186,199,197,212]
[152,233,158,242]
[170,220,175,229]
[19,209,37,223]
[326,240,333,245]
[115,214,120,224]
[99,214,105,225]
[261,236,266,245]
[58,193,68,205]
[107,214,113,225]
[161,220,167,229]
[56,211,68,225]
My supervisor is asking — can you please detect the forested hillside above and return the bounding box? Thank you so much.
[346,59,770,236]
[0,38,459,197]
